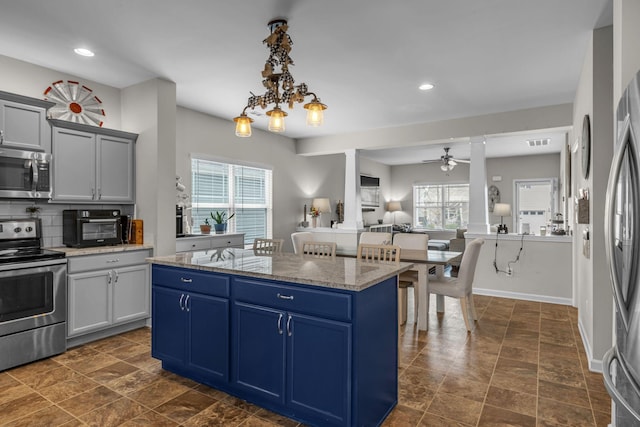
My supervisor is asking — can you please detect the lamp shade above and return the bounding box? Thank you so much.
[493,203,512,217]
[312,197,331,213]
[387,201,402,212]
[267,107,287,132]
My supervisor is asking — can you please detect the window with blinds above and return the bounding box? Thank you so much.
[413,183,469,230]
[192,158,272,245]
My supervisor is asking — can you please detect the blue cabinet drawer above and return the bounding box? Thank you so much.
[233,278,352,322]
[152,265,230,298]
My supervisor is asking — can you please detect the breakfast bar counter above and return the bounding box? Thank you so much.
[148,249,409,427]
[148,247,413,291]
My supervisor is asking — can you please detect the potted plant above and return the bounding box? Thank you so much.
[200,218,211,234]
[211,211,235,234]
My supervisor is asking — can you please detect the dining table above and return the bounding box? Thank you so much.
[400,249,463,330]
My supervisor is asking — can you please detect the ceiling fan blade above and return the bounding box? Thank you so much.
[421,159,443,164]
[451,158,470,164]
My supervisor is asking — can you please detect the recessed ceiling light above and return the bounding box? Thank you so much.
[74,48,94,57]
[419,83,434,91]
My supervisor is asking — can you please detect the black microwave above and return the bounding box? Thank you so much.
[63,210,122,248]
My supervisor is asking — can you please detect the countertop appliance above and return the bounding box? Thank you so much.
[0,147,51,199]
[176,205,184,237]
[603,69,640,425]
[0,218,67,371]
[63,209,121,248]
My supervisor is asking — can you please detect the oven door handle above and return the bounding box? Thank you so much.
[87,219,118,223]
[0,258,67,272]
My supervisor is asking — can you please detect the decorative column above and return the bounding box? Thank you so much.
[340,149,364,229]
[467,136,490,234]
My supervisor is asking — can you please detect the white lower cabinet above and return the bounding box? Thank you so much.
[67,249,151,337]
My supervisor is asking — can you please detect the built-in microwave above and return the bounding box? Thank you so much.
[0,147,51,199]
[63,209,122,248]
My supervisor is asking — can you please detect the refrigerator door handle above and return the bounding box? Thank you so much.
[605,114,634,331]
[603,347,640,423]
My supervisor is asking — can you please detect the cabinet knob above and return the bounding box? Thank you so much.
[277,313,283,335]
[179,293,185,310]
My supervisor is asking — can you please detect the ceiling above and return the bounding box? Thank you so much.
[0,0,611,164]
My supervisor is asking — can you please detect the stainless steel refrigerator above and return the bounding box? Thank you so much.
[604,70,640,426]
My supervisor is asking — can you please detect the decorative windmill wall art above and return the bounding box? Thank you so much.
[44,80,105,127]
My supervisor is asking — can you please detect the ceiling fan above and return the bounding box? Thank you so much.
[422,147,470,171]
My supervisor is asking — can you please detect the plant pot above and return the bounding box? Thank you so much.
[200,224,211,234]
[213,223,226,234]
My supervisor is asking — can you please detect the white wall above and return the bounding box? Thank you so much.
[388,153,560,231]
[0,55,123,130]
[572,26,614,370]
[176,107,345,252]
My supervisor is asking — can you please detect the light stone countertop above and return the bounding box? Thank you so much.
[48,244,153,257]
[148,248,414,292]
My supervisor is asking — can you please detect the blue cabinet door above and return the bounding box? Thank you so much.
[233,302,286,405]
[152,286,186,365]
[187,293,229,381]
[287,313,352,426]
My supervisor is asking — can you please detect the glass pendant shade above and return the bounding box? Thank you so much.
[304,100,327,127]
[234,115,253,137]
[267,107,287,132]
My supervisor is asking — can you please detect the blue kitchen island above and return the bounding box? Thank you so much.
[147,248,412,427]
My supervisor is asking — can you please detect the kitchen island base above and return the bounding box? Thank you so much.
[151,264,398,427]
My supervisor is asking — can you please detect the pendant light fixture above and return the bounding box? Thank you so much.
[234,19,327,137]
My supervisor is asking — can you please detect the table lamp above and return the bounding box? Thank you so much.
[386,201,402,224]
[493,203,511,234]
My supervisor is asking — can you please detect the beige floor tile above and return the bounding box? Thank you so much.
[57,385,122,417]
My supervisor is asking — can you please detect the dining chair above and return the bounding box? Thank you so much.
[393,233,429,323]
[356,243,400,264]
[426,238,484,332]
[359,231,393,245]
[301,241,336,259]
[291,232,313,254]
[356,243,406,328]
[253,237,284,253]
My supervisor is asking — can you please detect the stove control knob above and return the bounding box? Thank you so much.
[25,226,33,232]
[14,227,22,233]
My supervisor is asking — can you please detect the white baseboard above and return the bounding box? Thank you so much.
[473,288,572,306]
[577,317,604,373]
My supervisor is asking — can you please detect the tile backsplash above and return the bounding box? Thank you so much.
[0,200,133,248]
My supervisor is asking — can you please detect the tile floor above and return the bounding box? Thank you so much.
[0,295,611,426]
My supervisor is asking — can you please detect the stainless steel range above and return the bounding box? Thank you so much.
[0,218,67,371]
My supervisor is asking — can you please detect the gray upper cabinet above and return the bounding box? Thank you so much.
[0,91,54,152]
[51,119,137,203]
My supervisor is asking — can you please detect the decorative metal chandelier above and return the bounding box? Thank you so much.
[234,19,327,137]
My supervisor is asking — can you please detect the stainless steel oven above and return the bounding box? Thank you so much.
[0,219,67,371]
[0,147,51,199]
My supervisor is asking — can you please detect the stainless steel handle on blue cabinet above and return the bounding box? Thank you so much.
[605,115,635,332]
[277,293,294,300]
[184,295,190,312]
[603,347,640,422]
[180,278,193,283]
[286,315,292,336]
[277,313,283,335]
[179,293,185,310]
